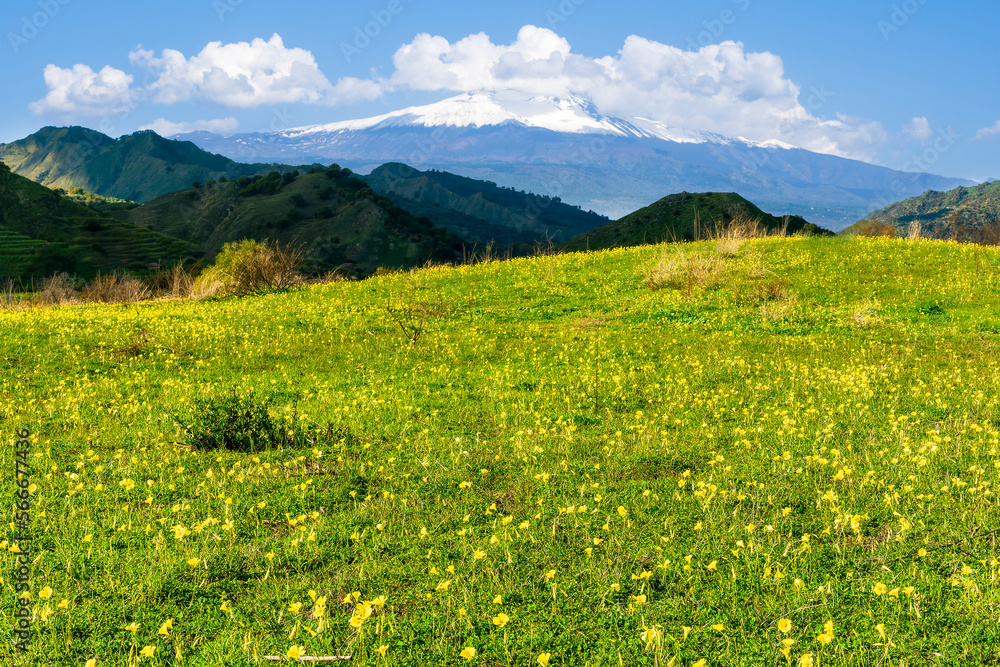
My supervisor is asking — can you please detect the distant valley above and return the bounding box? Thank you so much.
[172,92,974,230]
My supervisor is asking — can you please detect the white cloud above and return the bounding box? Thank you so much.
[130,34,366,107]
[27,27,890,160]
[903,116,933,142]
[975,120,1000,140]
[29,64,134,116]
[31,34,383,118]
[381,26,887,160]
[139,117,239,136]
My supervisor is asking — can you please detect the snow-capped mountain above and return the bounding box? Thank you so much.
[276,92,725,144]
[175,92,973,229]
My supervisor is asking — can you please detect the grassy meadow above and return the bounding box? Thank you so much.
[3,236,1000,666]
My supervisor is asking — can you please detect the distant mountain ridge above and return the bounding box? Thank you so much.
[361,162,610,249]
[847,180,1000,238]
[0,127,287,203]
[559,192,833,253]
[172,91,974,230]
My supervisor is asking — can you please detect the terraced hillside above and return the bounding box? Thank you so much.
[0,161,199,280]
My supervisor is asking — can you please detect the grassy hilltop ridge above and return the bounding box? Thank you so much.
[560,192,834,253]
[3,236,1000,665]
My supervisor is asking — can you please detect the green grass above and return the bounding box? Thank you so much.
[2,236,1000,665]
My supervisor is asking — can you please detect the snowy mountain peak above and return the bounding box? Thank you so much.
[278,91,699,140]
[277,90,797,150]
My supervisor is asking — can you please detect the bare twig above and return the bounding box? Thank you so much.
[859,525,1000,569]
[263,656,351,662]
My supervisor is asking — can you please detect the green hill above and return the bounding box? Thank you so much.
[559,191,832,252]
[846,180,1000,238]
[111,165,467,276]
[0,126,286,203]
[0,161,199,281]
[362,163,610,250]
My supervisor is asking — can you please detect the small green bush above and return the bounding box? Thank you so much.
[194,238,309,296]
[177,390,305,452]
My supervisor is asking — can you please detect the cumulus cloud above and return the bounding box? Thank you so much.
[27,27,889,159]
[381,26,887,160]
[903,116,933,142]
[139,117,239,136]
[30,34,381,117]
[129,34,376,107]
[29,64,134,116]
[975,120,1000,140]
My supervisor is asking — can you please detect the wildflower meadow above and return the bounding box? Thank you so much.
[3,235,1000,665]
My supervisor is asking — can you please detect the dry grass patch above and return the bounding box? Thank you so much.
[850,301,884,328]
[646,250,725,296]
[710,214,784,256]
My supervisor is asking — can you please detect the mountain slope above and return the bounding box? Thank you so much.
[0,127,285,203]
[559,192,833,252]
[362,162,609,249]
[174,91,974,230]
[111,166,466,276]
[846,181,1000,238]
[0,161,199,280]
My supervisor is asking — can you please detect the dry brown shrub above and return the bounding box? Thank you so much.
[149,262,196,299]
[0,279,29,310]
[854,218,897,238]
[81,271,150,304]
[38,272,78,306]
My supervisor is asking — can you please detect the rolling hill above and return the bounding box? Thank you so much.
[847,180,1000,239]
[559,191,833,252]
[0,126,290,203]
[110,165,467,276]
[0,161,200,281]
[361,162,610,251]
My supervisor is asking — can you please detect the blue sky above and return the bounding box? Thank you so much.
[1,0,997,180]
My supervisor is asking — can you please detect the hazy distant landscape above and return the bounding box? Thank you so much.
[3,1,1000,665]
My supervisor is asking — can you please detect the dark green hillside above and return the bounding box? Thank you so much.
[0,127,285,203]
[559,191,832,252]
[0,162,200,281]
[363,163,610,249]
[846,181,1000,238]
[113,165,466,276]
